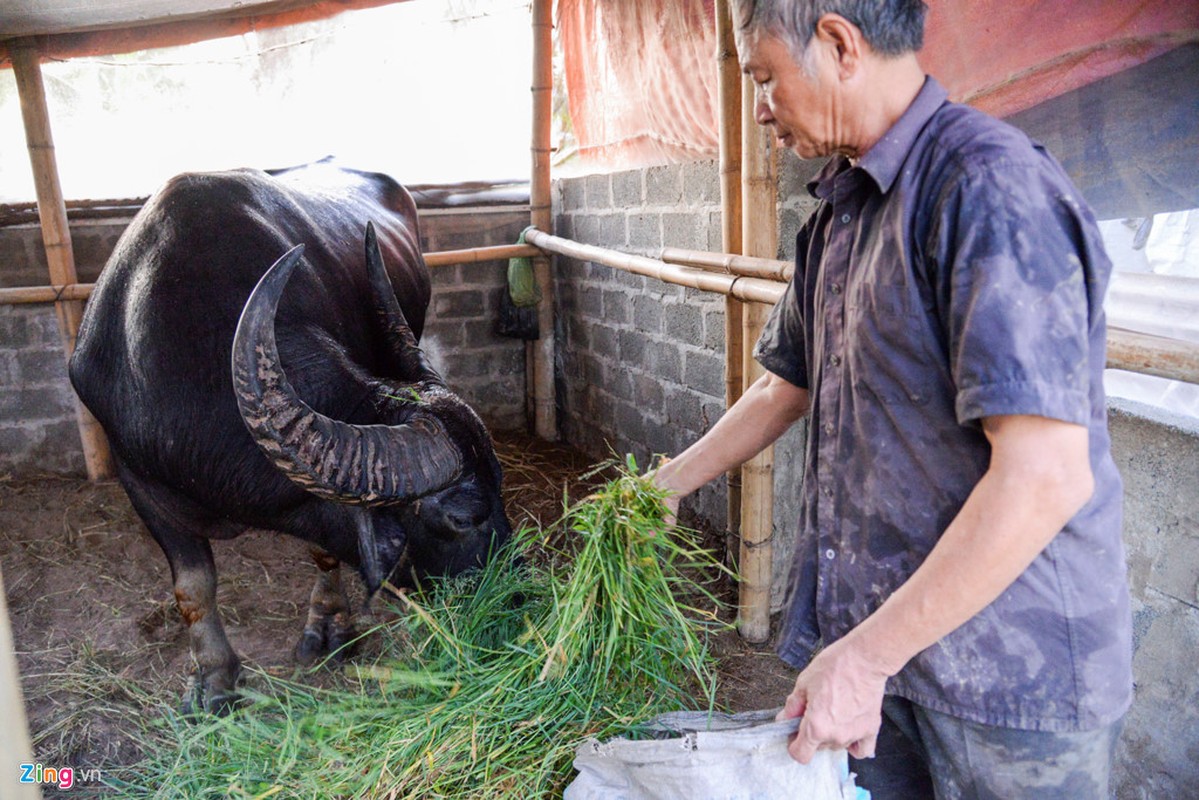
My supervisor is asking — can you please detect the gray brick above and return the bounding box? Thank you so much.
[685,350,725,397]
[618,330,647,364]
[666,386,701,428]
[598,213,627,248]
[682,160,720,204]
[646,165,683,205]
[615,401,648,444]
[585,174,611,210]
[703,305,727,350]
[664,302,702,342]
[612,171,643,207]
[633,372,664,410]
[573,214,600,244]
[612,268,645,292]
[592,324,618,358]
[602,290,631,325]
[627,213,661,250]
[648,340,682,384]
[633,294,664,333]
[609,367,634,403]
[0,386,73,420]
[662,212,703,250]
[561,178,585,211]
[15,348,67,385]
[432,289,485,319]
[578,285,603,318]
[706,210,726,252]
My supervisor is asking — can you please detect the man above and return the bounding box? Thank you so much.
[651,1,1133,797]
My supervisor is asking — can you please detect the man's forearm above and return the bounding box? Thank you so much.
[655,371,810,497]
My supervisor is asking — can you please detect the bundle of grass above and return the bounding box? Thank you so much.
[114,457,729,798]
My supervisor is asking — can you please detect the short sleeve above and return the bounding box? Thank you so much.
[936,161,1097,427]
[753,224,813,389]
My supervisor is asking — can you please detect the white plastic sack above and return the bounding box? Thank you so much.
[563,709,869,800]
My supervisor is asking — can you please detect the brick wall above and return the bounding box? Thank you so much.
[0,207,530,477]
[553,159,822,605]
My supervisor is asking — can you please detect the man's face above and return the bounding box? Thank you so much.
[738,29,843,159]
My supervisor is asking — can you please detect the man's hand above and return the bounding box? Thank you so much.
[776,632,891,763]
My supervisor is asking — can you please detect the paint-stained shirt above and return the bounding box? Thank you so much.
[756,77,1133,731]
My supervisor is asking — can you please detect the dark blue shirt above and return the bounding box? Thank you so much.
[756,77,1132,731]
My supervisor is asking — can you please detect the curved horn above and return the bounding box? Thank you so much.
[231,244,462,505]
[364,222,444,383]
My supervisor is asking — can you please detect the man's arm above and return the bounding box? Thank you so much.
[653,370,810,514]
[779,413,1095,763]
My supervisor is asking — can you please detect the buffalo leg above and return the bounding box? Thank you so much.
[116,464,242,715]
[295,549,357,665]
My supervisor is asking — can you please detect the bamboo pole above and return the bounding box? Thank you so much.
[716,0,746,574]
[524,229,786,304]
[0,566,42,800]
[529,0,557,440]
[738,70,779,643]
[11,38,114,482]
[661,246,792,281]
[1107,327,1199,385]
[422,243,539,267]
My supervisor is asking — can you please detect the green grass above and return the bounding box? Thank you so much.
[111,457,730,798]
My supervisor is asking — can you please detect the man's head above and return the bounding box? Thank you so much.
[733,0,928,159]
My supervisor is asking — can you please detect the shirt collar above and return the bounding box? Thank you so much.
[807,75,949,198]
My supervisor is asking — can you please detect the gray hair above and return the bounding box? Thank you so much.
[734,0,927,59]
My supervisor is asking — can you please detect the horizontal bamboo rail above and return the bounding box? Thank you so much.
[0,243,540,306]
[660,246,793,282]
[523,228,787,305]
[423,243,538,267]
[1107,327,1199,385]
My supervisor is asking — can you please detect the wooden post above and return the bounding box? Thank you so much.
[11,38,114,481]
[529,0,557,440]
[738,71,779,643]
[0,567,42,800]
[716,0,745,573]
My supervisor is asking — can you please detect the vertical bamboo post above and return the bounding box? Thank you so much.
[0,567,42,800]
[529,0,557,440]
[716,0,745,569]
[738,73,778,643]
[11,38,114,481]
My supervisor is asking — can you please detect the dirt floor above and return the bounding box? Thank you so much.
[1,430,796,797]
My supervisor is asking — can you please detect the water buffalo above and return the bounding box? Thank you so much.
[68,162,512,713]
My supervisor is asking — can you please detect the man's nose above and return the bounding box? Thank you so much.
[755,95,774,126]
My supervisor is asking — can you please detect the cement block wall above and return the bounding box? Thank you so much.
[553,158,1198,799]
[0,207,530,477]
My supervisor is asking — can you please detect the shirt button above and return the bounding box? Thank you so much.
[840,213,851,224]
[822,486,833,498]
[822,421,834,435]
[825,549,836,560]
[829,354,841,366]
[830,283,842,295]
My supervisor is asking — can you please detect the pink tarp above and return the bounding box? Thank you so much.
[558,0,1199,171]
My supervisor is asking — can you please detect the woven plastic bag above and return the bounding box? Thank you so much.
[563,709,869,800]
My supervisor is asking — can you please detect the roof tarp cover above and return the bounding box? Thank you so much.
[0,0,410,63]
[559,0,1199,173]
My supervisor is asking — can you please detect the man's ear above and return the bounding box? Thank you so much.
[813,13,865,79]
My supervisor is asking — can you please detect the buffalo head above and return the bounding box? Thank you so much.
[231,223,512,593]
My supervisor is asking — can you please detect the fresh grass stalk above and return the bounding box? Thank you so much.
[116,457,730,798]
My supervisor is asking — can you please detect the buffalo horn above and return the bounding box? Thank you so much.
[231,244,463,505]
[364,222,445,384]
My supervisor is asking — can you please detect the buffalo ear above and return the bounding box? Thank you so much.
[364,222,444,385]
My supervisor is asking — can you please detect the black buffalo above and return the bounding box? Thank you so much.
[68,162,512,713]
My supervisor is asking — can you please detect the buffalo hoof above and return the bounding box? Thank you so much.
[294,617,357,667]
[181,672,243,718]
